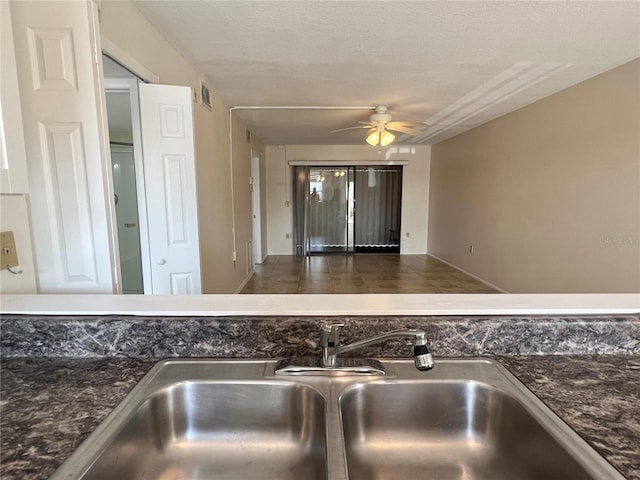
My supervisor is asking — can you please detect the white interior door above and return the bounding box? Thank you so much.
[251,151,263,264]
[138,83,201,294]
[10,0,118,292]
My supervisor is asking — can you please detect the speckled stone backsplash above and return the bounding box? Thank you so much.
[1,314,638,358]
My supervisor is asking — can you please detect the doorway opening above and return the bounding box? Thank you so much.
[293,165,403,255]
[103,54,202,294]
[103,55,150,294]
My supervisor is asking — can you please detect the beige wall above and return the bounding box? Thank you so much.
[265,145,431,255]
[1,2,35,293]
[265,145,293,255]
[100,0,261,293]
[231,115,266,285]
[429,59,640,293]
[0,195,37,293]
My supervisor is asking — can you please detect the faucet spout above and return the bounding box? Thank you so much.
[320,324,434,371]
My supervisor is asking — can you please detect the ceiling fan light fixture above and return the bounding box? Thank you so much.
[367,127,395,146]
[380,129,395,146]
[366,130,380,146]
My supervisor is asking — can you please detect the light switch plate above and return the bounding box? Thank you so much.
[1,231,19,269]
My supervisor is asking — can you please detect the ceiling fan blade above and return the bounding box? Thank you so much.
[387,121,429,129]
[330,125,373,133]
[386,125,424,136]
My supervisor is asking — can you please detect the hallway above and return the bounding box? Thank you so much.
[240,255,499,294]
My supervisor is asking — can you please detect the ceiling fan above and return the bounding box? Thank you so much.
[330,105,428,146]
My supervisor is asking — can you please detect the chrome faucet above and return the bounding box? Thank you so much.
[320,323,434,371]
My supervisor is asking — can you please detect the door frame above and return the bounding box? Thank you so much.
[104,77,152,294]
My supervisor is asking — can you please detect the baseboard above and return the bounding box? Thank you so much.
[234,269,255,293]
[427,254,509,293]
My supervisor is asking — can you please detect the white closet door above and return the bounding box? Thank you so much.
[10,0,118,292]
[139,83,201,294]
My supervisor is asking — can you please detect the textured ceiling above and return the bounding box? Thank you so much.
[131,1,640,145]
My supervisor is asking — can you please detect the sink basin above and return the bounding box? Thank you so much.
[50,358,624,480]
[57,378,327,480]
[88,382,326,480]
[340,381,596,480]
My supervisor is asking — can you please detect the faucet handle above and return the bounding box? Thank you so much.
[321,323,345,347]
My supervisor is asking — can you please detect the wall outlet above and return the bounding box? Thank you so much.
[285,233,291,239]
[285,200,290,207]
[1,231,19,269]
[404,232,410,239]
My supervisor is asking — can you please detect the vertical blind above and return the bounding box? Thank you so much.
[354,167,402,249]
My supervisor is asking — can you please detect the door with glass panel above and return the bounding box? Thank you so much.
[294,166,354,254]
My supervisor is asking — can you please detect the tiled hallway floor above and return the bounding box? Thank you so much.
[240,255,499,294]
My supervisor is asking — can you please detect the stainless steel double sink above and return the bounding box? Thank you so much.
[51,358,623,480]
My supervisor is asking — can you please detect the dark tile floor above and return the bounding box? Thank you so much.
[240,254,499,294]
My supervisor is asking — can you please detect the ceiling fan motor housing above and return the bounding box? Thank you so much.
[369,105,392,125]
[370,112,392,125]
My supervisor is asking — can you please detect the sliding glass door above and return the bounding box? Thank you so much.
[293,166,354,254]
[294,165,402,255]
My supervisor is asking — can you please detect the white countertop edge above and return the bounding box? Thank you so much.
[1,294,639,316]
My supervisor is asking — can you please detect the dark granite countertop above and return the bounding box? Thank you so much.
[1,355,639,480]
